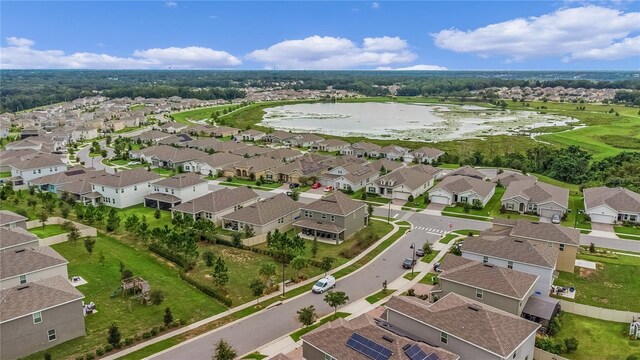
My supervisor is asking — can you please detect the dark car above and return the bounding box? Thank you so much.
[415,248,425,257]
[289,183,300,189]
[402,257,416,269]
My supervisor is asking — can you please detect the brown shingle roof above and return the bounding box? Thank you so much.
[493,172,535,187]
[222,193,300,225]
[462,234,558,268]
[0,227,39,251]
[503,180,568,208]
[302,191,365,216]
[136,145,207,163]
[9,153,65,170]
[90,168,161,188]
[199,153,245,169]
[1,246,68,280]
[507,220,580,246]
[376,166,434,191]
[228,157,285,173]
[302,313,459,360]
[171,186,258,214]
[412,146,444,159]
[584,186,640,213]
[385,294,539,357]
[447,166,487,180]
[432,175,496,198]
[369,158,403,173]
[438,254,538,299]
[0,276,84,323]
[153,172,206,189]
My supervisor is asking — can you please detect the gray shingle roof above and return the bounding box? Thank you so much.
[136,145,207,163]
[90,168,160,188]
[584,186,640,213]
[432,175,496,198]
[1,246,68,280]
[376,166,434,191]
[0,227,39,251]
[222,193,300,225]
[507,220,580,246]
[0,210,27,227]
[502,180,568,208]
[461,233,558,268]
[301,191,365,216]
[171,186,259,214]
[9,153,65,170]
[447,166,487,180]
[438,254,538,299]
[153,172,206,189]
[0,276,84,323]
[493,172,536,187]
[385,294,539,358]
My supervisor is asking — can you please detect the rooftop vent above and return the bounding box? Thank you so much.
[483,263,494,268]
[468,304,481,311]
[17,285,29,290]
[14,249,25,253]
[514,239,523,243]
[382,335,394,343]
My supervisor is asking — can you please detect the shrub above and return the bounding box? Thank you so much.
[85,353,95,360]
[407,288,416,296]
[124,337,135,346]
[103,344,114,353]
[142,332,152,339]
[408,195,414,202]
[95,348,105,356]
[178,272,232,307]
[149,289,165,305]
[150,327,159,336]
[148,243,196,271]
[75,356,84,360]
[564,337,579,353]
[548,316,561,336]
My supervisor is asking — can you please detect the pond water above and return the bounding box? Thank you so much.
[260,102,579,142]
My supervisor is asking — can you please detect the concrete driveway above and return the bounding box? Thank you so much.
[426,203,447,212]
[591,222,615,233]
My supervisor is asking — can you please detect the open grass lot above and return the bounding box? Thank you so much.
[290,312,350,342]
[552,313,640,360]
[553,252,640,312]
[119,204,174,229]
[402,194,429,210]
[171,104,236,124]
[365,289,395,304]
[24,233,227,360]
[28,224,67,238]
[561,195,592,231]
[532,173,582,195]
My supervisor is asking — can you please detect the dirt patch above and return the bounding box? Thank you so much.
[592,297,609,304]
[603,282,623,289]
[578,267,596,278]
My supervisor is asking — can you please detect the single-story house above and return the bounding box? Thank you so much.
[583,186,640,224]
[369,165,437,201]
[501,180,569,218]
[429,175,496,207]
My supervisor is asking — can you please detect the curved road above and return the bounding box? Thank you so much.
[152,219,440,359]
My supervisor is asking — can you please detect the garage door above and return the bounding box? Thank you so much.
[539,208,562,218]
[430,195,450,205]
[589,213,615,224]
[393,192,410,201]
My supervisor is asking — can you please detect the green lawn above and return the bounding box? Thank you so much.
[221,177,282,189]
[443,187,505,218]
[0,171,11,178]
[171,104,236,124]
[452,229,481,236]
[243,352,269,359]
[553,252,640,311]
[552,313,640,360]
[25,233,227,360]
[420,250,441,264]
[130,104,146,111]
[439,233,458,244]
[403,272,420,281]
[561,194,592,231]
[365,289,395,304]
[152,167,176,177]
[119,204,174,229]
[437,163,460,169]
[402,194,429,210]
[614,225,640,237]
[118,338,181,360]
[532,173,582,195]
[419,272,440,285]
[352,189,392,204]
[28,224,67,238]
[290,312,350,341]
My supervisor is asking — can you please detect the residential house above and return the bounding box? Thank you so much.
[145,172,209,210]
[89,168,161,208]
[264,158,327,184]
[184,152,244,176]
[374,145,410,161]
[429,175,496,207]
[461,233,559,295]
[234,129,266,142]
[262,130,295,143]
[286,133,324,148]
[224,157,285,180]
[185,137,248,153]
[20,127,43,139]
[294,191,367,243]
[104,119,127,132]
[70,126,99,142]
[159,121,188,134]
[228,144,274,158]
[0,276,85,360]
[9,153,68,184]
[212,126,241,138]
[28,167,99,195]
[1,246,69,290]
[185,124,220,137]
[301,313,459,360]
[370,165,437,200]
[134,130,173,143]
[312,139,349,152]
[411,146,445,164]
[583,186,640,224]
[369,158,403,175]
[0,118,11,138]
[324,163,379,192]
[501,180,569,218]
[0,210,28,229]
[340,141,382,158]
[0,149,40,173]
[133,145,207,170]
[432,254,538,316]
[171,186,259,226]
[222,193,300,235]
[492,219,580,272]
[384,294,540,360]
[262,148,304,162]
[0,227,39,252]
[5,138,45,151]
[493,172,535,187]
[446,166,489,180]
[156,133,193,146]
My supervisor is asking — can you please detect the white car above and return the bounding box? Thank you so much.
[551,214,561,224]
[312,275,336,294]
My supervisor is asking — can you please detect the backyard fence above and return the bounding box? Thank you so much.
[534,348,570,360]
[27,217,97,246]
[241,224,293,246]
[560,299,640,323]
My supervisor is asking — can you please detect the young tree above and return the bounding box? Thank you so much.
[249,278,266,305]
[422,242,433,255]
[311,236,319,258]
[38,210,48,227]
[290,190,300,201]
[106,208,120,232]
[259,262,276,287]
[232,232,242,247]
[268,231,306,296]
[320,256,335,275]
[589,242,596,253]
[124,214,140,233]
[212,257,229,288]
[324,291,349,315]
[99,251,106,265]
[163,307,173,326]
[367,203,374,218]
[61,204,71,218]
[297,305,317,327]
[154,208,161,220]
[107,323,121,348]
[67,223,81,243]
[290,256,308,280]
[212,339,237,360]
[83,237,96,254]
[244,224,255,238]
[202,250,216,267]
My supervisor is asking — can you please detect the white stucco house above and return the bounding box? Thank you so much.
[10,154,68,184]
[429,175,496,207]
[583,186,640,224]
[88,168,161,208]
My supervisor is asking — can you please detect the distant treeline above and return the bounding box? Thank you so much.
[1,70,639,113]
[613,90,640,106]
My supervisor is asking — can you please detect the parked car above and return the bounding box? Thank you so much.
[434,262,442,272]
[551,214,561,224]
[415,247,425,257]
[286,191,294,197]
[311,182,322,189]
[402,257,417,269]
[289,183,300,189]
[312,275,336,294]
[324,186,334,192]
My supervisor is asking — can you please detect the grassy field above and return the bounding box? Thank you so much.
[532,173,582,195]
[289,312,350,341]
[119,204,175,229]
[561,195,592,231]
[25,233,227,360]
[28,224,67,238]
[171,104,237,124]
[365,289,395,304]
[553,252,640,312]
[552,313,640,360]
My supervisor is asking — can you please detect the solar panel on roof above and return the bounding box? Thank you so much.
[346,333,393,360]
[403,344,440,360]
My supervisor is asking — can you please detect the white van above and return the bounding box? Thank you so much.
[312,275,336,294]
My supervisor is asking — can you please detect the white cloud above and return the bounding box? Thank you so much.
[247,35,417,69]
[568,35,640,61]
[371,2,380,9]
[432,5,640,61]
[164,1,177,8]
[377,64,448,71]
[0,38,241,69]
[6,36,34,47]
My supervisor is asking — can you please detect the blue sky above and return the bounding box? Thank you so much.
[1,1,639,70]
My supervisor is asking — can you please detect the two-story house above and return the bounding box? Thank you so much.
[89,168,161,208]
[1,246,69,290]
[144,172,209,210]
[171,186,259,226]
[384,294,540,360]
[9,153,68,184]
[323,163,379,192]
[222,193,300,235]
[0,227,39,252]
[293,191,367,243]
